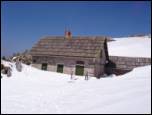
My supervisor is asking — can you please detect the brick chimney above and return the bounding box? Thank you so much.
[65,30,72,40]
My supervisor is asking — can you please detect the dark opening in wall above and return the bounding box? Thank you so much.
[41,63,47,71]
[75,65,84,76]
[57,64,64,73]
[33,59,36,63]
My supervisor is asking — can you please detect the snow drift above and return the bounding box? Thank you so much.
[1,61,151,114]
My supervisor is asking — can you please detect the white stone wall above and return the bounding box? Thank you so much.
[32,64,41,70]
[63,66,74,75]
[31,55,108,78]
[31,63,102,77]
[84,67,95,77]
[47,65,56,71]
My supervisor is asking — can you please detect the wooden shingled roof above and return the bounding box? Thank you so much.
[30,36,107,58]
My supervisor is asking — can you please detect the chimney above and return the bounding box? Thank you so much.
[65,30,72,40]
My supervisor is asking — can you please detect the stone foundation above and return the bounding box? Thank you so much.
[109,56,151,70]
[106,56,151,75]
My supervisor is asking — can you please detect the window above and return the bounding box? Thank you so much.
[41,63,47,71]
[33,59,36,63]
[57,64,64,73]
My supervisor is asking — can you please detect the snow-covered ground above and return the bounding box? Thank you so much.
[1,35,151,114]
[108,36,151,57]
[1,61,151,114]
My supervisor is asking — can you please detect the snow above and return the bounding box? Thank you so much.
[1,35,151,114]
[1,60,13,67]
[12,56,17,60]
[108,36,151,57]
[1,62,151,114]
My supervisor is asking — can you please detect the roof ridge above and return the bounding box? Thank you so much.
[41,36,107,40]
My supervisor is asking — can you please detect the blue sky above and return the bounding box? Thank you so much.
[1,1,151,57]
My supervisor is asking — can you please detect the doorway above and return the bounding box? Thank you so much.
[57,64,64,73]
[75,65,84,76]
